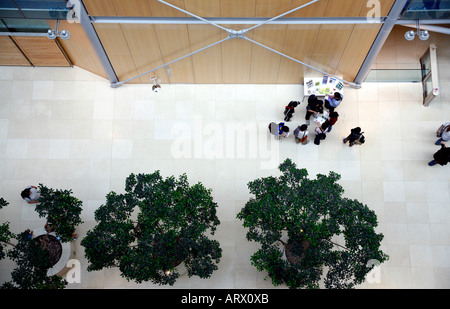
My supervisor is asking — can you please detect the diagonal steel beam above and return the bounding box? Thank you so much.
[242,36,359,88]
[111,36,233,87]
[118,0,358,88]
[157,0,232,33]
[243,0,320,33]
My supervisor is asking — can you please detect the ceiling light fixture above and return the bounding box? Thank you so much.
[47,19,71,40]
[404,30,415,40]
[404,20,430,41]
[151,75,161,93]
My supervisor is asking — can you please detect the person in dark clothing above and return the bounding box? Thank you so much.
[305,95,324,125]
[326,111,339,132]
[428,142,450,166]
[314,121,330,145]
[343,127,365,147]
[283,101,300,122]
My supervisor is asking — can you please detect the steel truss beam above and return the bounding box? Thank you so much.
[112,0,361,88]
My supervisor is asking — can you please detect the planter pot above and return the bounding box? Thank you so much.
[31,227,73,277]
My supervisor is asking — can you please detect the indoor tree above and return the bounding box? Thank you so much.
[34,184,84,242]
[237,158,388,289]
[0,198,67,289]
[81,171,222,286]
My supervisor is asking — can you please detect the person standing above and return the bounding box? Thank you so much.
[283,101,300,122]
[343,127,365,147]
[294,124,309,144]
[325,92,343,113]
[269,122,290,139]
[314,121,330,145]
[21,185,40,204]
[326,111,339,132]
[428,142,450,166]
[305,95,324,126]
[435,122,450,145]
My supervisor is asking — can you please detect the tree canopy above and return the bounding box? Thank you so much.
[237,158,388,289]
[81,171,222,286]
[35,184,83,242]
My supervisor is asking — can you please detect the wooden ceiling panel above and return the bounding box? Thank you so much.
[221,38,253,84]
[289,0,329,17]
[147,0,187,17]
[282,24,320,58]
[79,0,395,83]
[184,0,221,17]
[120,24,169,83]
[187,25,222,83]
[254,0,292,17]
[220,0,256,17]
[336,24,382,81]
[250,25,287,83]
[84,0,395,18]
[94,23,141,82]
[324,0,366,17]
[153,24,194,83]
[112,0,152,16]
[83,0,117,16]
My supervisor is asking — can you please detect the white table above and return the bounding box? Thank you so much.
[303,76,344,101]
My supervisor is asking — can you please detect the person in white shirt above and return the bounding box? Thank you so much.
[21,185,40,204]
[436,123,450,145]
[294,124,309,144]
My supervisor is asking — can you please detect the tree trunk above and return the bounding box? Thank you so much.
[284,240,310,265]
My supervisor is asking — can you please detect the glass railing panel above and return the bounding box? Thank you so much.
[365,69,423,82]
[402,0,450,19]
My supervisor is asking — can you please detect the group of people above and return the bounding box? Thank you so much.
[271,92,365,147]
[272,94,449,168]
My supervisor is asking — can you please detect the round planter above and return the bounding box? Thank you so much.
[31,227,72,277]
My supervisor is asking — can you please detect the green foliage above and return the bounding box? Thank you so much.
[1,231,67,289]
[0,198,15,261]
[237,158,388,289]
[81,171,222,286]
[34,184,83,242]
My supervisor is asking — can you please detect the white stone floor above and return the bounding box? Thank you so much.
[0,54,449,289]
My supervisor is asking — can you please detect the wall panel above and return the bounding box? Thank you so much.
[12,37,70,67]
[0,37,30,66]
